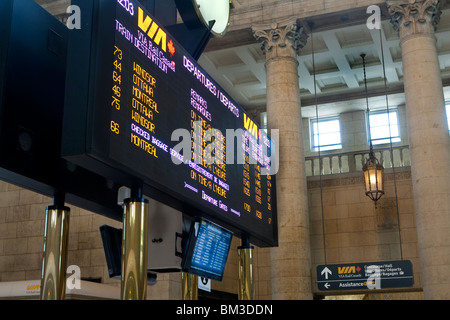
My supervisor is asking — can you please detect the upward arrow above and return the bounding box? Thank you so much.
[321,267,332,280]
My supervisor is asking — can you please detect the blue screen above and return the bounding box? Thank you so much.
[186,219,232,281]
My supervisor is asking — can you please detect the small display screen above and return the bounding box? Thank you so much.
[182,218,233,281]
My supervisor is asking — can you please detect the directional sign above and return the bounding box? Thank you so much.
[316,260,414,291]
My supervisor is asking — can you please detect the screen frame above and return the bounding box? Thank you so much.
[181,217,233,281]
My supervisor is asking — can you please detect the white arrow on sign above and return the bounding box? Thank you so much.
[324,283,330,289]
[321,267,332,280]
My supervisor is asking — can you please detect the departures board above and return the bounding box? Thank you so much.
[63,0,277,247]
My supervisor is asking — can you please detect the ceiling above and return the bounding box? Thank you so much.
[199,8,450,119]
[35,1,450,120]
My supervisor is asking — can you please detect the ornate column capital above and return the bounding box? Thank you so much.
[386,0,441,38]
[252,18,309,60]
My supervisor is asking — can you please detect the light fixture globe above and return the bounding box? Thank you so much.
[175,0,231,37]
[194,0,230,36]
[363,150,384,204]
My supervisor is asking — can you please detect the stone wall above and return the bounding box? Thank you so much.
[0,166,421,299]
[308,169,422,295]
[0,178,244,299]
[0,179,185,299]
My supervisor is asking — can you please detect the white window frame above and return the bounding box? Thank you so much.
[367,109,401,146]
[310,116,342,152]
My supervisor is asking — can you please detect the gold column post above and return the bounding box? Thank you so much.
[181,272,198,300]
[40,202,70,300]
[121,197,149,300]
[238,236,254,300]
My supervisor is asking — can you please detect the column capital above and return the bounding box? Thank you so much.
[252,18,309,60]
[386,0,441,38]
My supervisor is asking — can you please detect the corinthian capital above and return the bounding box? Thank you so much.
[387,0,441,36]
[252,18,309,59]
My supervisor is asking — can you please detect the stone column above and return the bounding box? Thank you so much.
[387,0,450,299]
[253,19,312,300]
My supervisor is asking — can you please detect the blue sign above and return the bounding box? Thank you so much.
[317,260,414,291]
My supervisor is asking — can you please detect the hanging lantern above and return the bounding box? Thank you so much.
[363,150,384,205]
[361,53,384,206]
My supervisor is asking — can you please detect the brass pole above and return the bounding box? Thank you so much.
[121,198,149,300]
[40,205,70,300]
[238,237,254,300]
[181,272,198,300]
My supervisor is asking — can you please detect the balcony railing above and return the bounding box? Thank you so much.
[305,146,411,177]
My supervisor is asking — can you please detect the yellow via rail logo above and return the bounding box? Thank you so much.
[243,114,261,140]
[137,7,167,52]
[338,266,356,274]
[338,265,362,274]
[27,284,40,291]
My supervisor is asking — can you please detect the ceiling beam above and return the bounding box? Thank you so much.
[205,3,390,52]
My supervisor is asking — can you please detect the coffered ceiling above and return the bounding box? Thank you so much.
[35,0,450,120]
[199,8,450,119]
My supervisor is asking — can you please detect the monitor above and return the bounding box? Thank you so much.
[181,218,233,281]
[99,225,122,279]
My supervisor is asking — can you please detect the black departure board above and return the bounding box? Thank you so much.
[63,0,277,246]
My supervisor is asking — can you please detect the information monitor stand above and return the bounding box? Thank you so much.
[41,194,70,300]
[238,236,254,300]
[181,272,198,300]
[121,190,149,300]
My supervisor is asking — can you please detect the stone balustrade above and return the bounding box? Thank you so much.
[305,145,411,177]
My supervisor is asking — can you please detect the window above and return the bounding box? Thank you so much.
[368,110,401,145]
[260,112,267,131]
[310,117,342,152]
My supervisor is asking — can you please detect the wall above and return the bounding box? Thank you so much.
[0,103,422,299]
[308,168,422,296]
[0,178,247,299]
[0,179,184,299]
